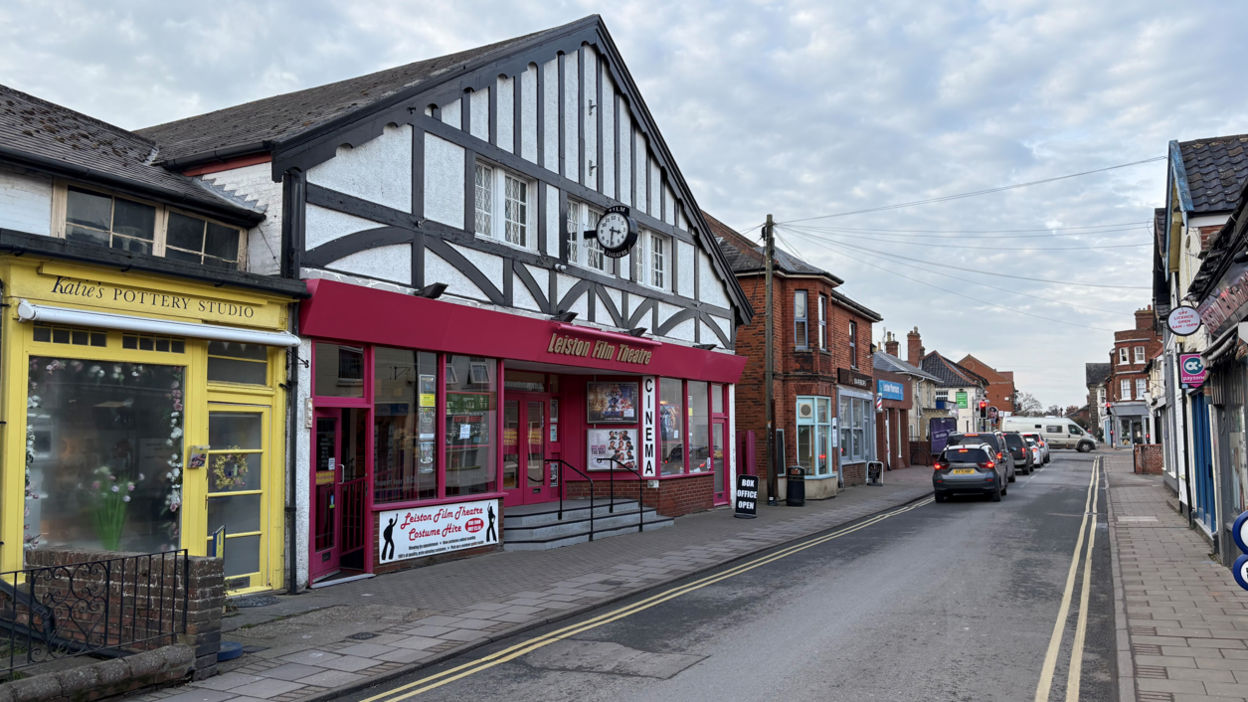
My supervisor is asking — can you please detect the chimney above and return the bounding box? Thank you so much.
[885,331,900,358]
[1135,305,1153,331]
[907,327,922,366]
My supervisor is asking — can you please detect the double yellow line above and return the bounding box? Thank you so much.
[361,496,935,702]
[1034,456,1101,702]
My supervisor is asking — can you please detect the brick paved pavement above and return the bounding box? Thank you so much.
[130,467,933,702]
[1104,452,1248,702]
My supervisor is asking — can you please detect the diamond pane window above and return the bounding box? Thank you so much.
[474,164,494,235]
[504,175,528,246]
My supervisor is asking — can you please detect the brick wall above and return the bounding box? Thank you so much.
[1107,309,1162,403]
[24,548,223,679]
[1134,443,1164,474]
[0,165,53,235]
[565,472,714,516]
[734,272,875,499]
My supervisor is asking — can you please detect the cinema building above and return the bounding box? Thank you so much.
[138,16,752,587]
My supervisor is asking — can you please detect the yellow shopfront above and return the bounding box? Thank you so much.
[0,256,296,594]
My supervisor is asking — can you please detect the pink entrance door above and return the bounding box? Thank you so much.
[311,411,340,581]
[712,420,729,505]
[503,396,554,506]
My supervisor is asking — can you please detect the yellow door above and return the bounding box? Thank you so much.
[204,404,273,593]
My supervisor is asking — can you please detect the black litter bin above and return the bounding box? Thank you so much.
[786,465,805,506]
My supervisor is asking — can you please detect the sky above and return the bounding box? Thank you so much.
[3,0,1247,407]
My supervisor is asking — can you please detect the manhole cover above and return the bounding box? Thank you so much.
[232,595,280,608]
[348,632,379,641]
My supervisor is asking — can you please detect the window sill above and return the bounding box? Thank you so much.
[475,232,536,254]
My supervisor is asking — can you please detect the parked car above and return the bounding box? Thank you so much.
[933,443,1008,502]
[1003,432,1034,475]
[1023,436,1041,467]
[946,432,1016,483]
[1001,416,1096,452]
[1022,432,1050,464]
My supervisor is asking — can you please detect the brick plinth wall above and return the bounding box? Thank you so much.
[841,462,867,486]
[565,472,715,517]
[23,549,223,680]
[1133,444,1163,474]
[369,501,505,577]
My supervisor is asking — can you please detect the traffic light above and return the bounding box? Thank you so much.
[978,400,987,417]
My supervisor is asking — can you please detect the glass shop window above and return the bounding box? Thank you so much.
[373,347,439,503]
[315,343,365,398]
[207,341,269,385]
[688,381,710,473]
[445,355,497,496]
[660,378,685,475]
[25,357,184,553]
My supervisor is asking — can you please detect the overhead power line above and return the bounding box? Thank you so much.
[782,221,1150,235]
[782,225,1149,251]
[775,156,1166,225]
[777,234,1117,332]
[776,225,1150,290]
[782,223,1150,240]
[777,229,1133,317]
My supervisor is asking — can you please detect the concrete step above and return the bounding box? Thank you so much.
[503,500,645,528]
[503,517,674,551]
[503,507,663,541]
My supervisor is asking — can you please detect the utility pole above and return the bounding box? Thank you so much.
[764,214,777,505]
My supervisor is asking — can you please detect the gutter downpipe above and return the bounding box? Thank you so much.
[282,169,306,595]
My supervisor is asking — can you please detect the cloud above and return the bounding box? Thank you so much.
[3,0,1246,405]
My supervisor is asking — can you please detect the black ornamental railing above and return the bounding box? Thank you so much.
[0,550,189,676]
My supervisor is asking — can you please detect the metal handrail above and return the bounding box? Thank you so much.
[545,458,597,542]
[595,457,646,533]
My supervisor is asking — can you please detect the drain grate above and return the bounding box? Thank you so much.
[1136,664,1168,679]
[1133,643,1163,656]
[348,632,379,641]
[232,595,280,608]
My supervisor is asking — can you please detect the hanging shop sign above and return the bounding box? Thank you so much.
[1166,305,1202,336]
[377,499,499,564]
[1180,353,1208,388]
[955,391,968,409]
[1196,258,1248,339]
[837,368,872,390]
[877,379,904,401]
[734,475,758,519]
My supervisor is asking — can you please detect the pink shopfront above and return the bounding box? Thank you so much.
[302,280,744,580]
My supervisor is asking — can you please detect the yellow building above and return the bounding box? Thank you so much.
[2,256,299,593]
[0,83,305,594]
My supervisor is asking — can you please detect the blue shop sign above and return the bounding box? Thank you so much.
[877,379,904,401]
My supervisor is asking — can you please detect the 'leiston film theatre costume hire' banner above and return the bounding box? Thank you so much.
[378,499,498,564]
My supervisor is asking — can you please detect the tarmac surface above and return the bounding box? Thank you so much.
[337,451,1114,702]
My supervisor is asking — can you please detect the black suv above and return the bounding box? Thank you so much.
[945,432,1016,484]
[1003,432,1034,475]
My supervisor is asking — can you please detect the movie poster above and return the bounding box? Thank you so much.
[588,428,638,471]
[586,382,639,424]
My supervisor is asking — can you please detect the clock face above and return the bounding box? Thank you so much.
[598,212,631,251]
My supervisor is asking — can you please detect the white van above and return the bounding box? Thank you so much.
[1000,416,1097,452]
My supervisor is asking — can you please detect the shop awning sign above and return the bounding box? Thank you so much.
[877,379,904,401]
[1180,353,1207,388]
[1166,305,1202,336]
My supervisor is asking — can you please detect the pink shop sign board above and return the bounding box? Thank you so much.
[1180,353,1207,388]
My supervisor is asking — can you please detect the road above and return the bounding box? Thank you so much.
[345,451,1113,702]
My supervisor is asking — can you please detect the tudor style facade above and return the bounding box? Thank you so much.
[139,16,752,587]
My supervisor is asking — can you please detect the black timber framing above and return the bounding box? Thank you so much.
[538,181,548,256]
[303,226,411,268]
[577,45,585,187]
[488,83,497,146]
[513,261,550,312]
[266,17,750,325]
[558,52,565,178]
[512,72,522,157]
[596,51,604,194]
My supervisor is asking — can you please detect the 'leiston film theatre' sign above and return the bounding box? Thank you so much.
[377,499,498,564]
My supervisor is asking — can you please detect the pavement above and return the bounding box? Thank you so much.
[1104,452,1248,702]
[130,466,934,702]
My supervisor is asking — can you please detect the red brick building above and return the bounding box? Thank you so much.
[707,213,882,500]
[957,355,1017,414]
[1105,306,1163,445]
